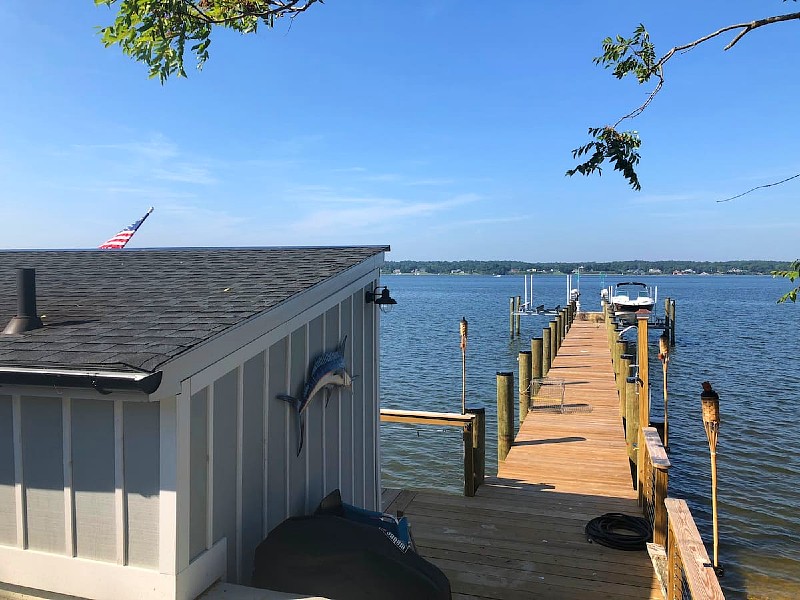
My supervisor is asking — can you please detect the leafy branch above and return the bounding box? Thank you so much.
[565,127,642,191]
[567,3,800,190]
[95,0,321,82]
[772,260,800,303]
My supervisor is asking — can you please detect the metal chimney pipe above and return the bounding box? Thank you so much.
[2,268,44,335]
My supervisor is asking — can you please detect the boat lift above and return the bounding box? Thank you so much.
[514,274,576,317]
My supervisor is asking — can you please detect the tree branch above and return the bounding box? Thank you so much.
[570,9,800,191]
[717,172,800,203]
[617,11,800,130]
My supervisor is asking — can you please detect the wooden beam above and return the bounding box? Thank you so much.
[379,409,475,427]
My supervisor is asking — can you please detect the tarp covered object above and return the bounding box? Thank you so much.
[251,514,451,599]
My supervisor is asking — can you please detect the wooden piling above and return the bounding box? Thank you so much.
[626,367,639,469]
[619,353,632,418]
[463,423,475,497]
[497,372,514,461]
[531,337,543,380]
[519,351,532,424]
[615,338,626,387]
[509,297,515,339]
[542,328,551,376]
[670,299,676,346]
[636,311,650,502]
[549,320,558,364]
[468,406,486,490]
[515,295,522,337]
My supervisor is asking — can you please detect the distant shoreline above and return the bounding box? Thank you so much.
[382,259,790,277]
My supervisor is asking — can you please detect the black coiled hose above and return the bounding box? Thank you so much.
[585,513,652,551]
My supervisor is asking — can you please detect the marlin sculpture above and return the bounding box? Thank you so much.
[278,336,353,456]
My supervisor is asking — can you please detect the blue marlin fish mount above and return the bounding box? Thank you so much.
[278,336,353,456]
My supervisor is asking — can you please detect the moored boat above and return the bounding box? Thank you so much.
[607,281,656,323]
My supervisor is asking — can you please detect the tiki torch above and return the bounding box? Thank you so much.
[460,317,468,414]
[658,332,670,449]
[701,381,723,576]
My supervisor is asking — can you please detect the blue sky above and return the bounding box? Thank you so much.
[0,1,797,261]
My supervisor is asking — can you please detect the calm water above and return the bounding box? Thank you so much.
[379,274,800,600]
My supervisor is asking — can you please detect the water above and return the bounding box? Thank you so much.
[379,274,800,600]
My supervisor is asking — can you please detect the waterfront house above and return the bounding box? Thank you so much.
[0,246,388,600]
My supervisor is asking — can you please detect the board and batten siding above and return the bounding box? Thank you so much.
[0,390,162,571]
[0,261,384,600]
[183,283,381,586]
[0,394,16,546]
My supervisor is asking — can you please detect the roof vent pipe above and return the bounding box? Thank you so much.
[2,268,44,335]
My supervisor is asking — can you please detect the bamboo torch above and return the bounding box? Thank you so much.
[658,332,670,449]
[460,317,468,414]
[701,381,723,576]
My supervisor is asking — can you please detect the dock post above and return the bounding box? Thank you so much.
[614,337,626,387]
[663,297,671,338]
[496,372,514,461]
[509,297,515,339]
[670,300,676,346]
[515,295,522,338]
[636,311,650,503]
[626,366,639,487]
[531,337,543,399]
[555,314,562,352]
[549,320,558,364]
[463,423,475,496]
[560,309,567,340]
[619,354,632,419]
[467,406,486,490]
[542,328,551,376]
[519,351,531,424]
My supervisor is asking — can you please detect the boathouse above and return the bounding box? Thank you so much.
[0,246,388,600]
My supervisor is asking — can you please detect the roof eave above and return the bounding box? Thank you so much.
[0,367,162,396]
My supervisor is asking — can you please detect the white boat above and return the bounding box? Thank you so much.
[607,281,656,323]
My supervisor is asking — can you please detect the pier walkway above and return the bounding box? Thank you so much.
[384,318,662,600]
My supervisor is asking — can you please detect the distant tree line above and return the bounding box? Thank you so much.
[382,260,792,276]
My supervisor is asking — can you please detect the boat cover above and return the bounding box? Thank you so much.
[251,514,451,599]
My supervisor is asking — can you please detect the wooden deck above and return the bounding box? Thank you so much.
[384,318,663,600]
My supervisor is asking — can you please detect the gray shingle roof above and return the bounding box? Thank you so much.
[0,247,387,373]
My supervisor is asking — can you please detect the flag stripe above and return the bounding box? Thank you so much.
[98,208,153,250]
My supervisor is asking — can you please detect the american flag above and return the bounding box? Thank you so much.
[98,207,154,249]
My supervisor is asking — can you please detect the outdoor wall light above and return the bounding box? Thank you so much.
[365,286,397,312]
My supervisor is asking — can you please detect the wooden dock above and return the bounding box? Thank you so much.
[384,318,663,600]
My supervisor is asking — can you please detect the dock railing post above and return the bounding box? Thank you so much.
[619,353,632,419]
[467,406,486,490]
[519,351,531,424]
[463,422,475,496]
[549,320,558,364]
[626,366,639,487]
[496,372,514,462]
[636,310,650,503]
[515,295,522,337]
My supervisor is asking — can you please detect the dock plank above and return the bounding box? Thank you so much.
[384,319,662,600]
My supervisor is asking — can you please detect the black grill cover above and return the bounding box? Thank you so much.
[252,515,451,600]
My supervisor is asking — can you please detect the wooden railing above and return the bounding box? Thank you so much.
[379,408,485,497]
[665,499,725,600]
[640,426,671,546]
[603,309,724,599]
